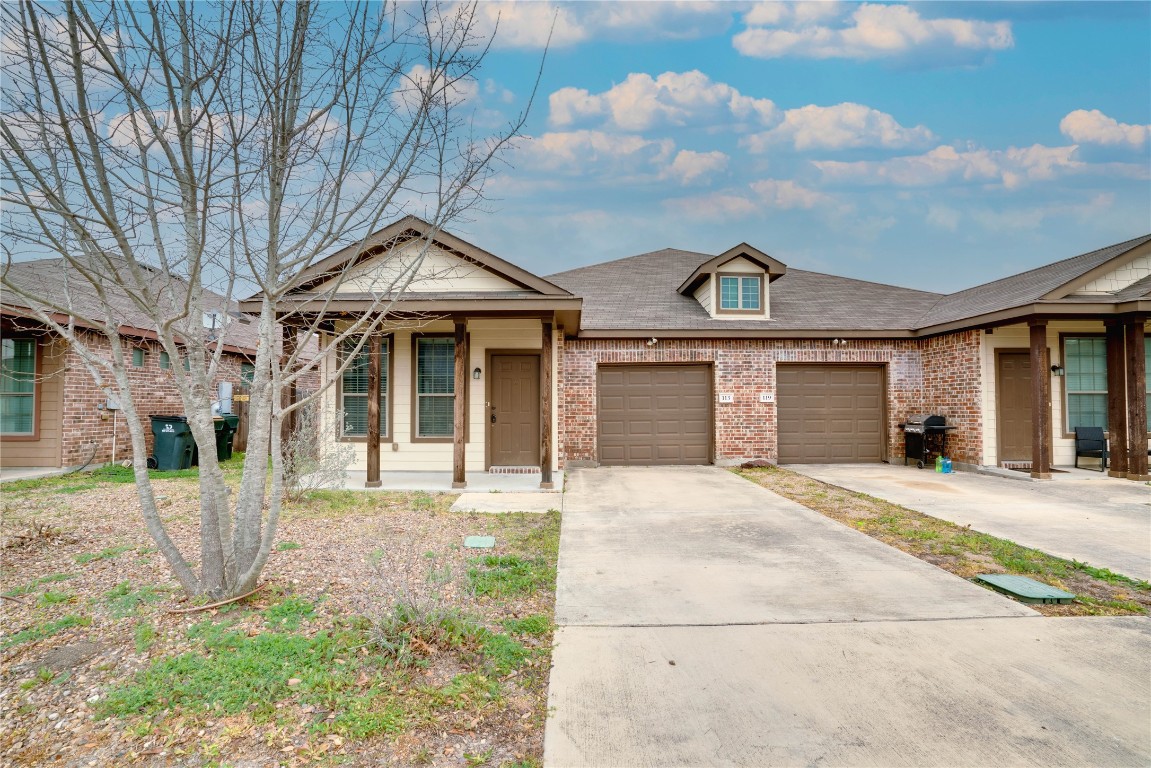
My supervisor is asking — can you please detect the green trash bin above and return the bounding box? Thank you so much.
[149,415,194,471]
[218,414,240,461]
[191,418,226,466]
[216,416,241,460]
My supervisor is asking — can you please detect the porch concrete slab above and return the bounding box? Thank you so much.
[451,492,563,514]
[331,470,564,493]
[546,616,1151,768]
[786,463,1151,582]
[557,467,1034,627]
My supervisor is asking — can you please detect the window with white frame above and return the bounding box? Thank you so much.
[718,275,762,312]
[1,338,36,435]
[340,338,388,438]
[1064,336,1106,430]
[415,337,455,438]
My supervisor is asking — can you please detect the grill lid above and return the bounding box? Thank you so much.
[904,414,947,427]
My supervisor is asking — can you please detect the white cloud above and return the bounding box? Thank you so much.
[662,150,729,185]
[750,178,832,209]
[665,192,761,220]
[549,70,776,131]
[471,2,736,50]
[742,102,935,151]
[393,64,479,114]
[734,3,1013,63]
[927,205,961,231]
[1060,109,1150,149]
[814,144,1082,189]
[514,130,675,175]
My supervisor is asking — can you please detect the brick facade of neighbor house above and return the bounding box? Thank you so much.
[557,333,985,467]
[55,329,253,468]
[920,330,983,466]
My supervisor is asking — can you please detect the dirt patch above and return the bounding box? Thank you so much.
[736,466,1151,618]
[1,474,557,767]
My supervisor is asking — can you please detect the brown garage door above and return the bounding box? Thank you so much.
[598,365,711,466]
[777,365,884,463]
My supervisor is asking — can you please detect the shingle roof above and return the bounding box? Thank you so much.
[548,249,942,332]
[913,234,1151,329]
[3,257,260,353]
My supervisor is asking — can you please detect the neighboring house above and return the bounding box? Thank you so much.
[242,216,1149,487]
[1,259,260,470]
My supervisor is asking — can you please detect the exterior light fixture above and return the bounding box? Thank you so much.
[1050,364,1065,377]
[473,367,482,380]
[646,338,658,346]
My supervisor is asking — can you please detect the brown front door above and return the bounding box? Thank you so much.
[776,365,885,463]
[997,351,1032,462]
[489,354,540,467]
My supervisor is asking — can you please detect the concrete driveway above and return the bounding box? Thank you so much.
[545,466,1151,767]
[787,463,1151,582]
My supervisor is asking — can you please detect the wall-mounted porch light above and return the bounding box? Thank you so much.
[473,367,482,380]
[1050,364,1065,377]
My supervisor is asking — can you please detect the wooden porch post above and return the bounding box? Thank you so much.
[1029,319,1052,479]
[540,320,554,490]
[1104,320,1128,477]
[366,334,382,488]
[280,324,298,457]
[452,320,467,489]
[1125,319,1149,480]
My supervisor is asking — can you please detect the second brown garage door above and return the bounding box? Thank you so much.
[598,365,711,466]
[777,365,885,463]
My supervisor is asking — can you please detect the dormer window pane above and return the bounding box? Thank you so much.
[720,275,761,311]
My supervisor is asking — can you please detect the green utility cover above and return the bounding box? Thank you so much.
[464,536,496,549]
[975,574,1075,604]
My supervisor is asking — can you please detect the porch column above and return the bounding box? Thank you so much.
[280,324,299,456]
[1125,320,1149,480]
[1104,320,1128,477]
[540,320,554,490]
[452,319,467,489]
[365,334,382,489]
[1029,319,1052,479]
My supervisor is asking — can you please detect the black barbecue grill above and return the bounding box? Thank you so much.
[899,414,956,469]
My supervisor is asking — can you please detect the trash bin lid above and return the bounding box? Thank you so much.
[149,414,188,422]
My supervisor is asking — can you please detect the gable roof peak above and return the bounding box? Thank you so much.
[677,242,788,295]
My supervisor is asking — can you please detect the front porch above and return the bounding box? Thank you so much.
[328,469,565,493]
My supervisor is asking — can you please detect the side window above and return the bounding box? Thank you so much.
[1,338,36,435]
[340,338,389,438]
[1064,336,1106,430]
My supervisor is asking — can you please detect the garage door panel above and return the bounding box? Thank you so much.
[777,365,884,464]
[598,365,712,466]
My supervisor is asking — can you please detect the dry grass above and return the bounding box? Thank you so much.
[736,466,1151,618]
[1,464,557,768]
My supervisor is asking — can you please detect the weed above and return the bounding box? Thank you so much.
[468,555,553,598]
[19,667,56,690]
[2,615,92,649]
[75,544,134,564]
[53,482,100,494]
[480,633,531,676]
[263,596,316,630]
[2,573,77,598]
[275,541,302,552]
[465,748,495,766]
[91,464,138,483]
[502,615,552,637]
[501,761,541,768]
[134,623,157,654]
[36,590,75,607]
[103,581,169,618]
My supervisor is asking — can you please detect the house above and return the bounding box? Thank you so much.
[1,259,260,471]
[241,216,1149,487]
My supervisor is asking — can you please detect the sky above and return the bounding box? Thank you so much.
[441,1,1151,293]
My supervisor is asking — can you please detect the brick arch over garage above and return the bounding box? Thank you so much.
[556,333,983,467]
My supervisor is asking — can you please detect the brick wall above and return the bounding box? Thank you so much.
[59,330,251,467]
[920,330,983,465]
[558,334,983,467]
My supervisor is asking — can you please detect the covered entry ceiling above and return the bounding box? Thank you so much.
[777,365,885,463]
[597,365,711,466]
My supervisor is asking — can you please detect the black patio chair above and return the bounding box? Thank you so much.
[1073,426,1107,471]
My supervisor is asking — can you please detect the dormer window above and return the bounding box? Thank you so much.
[718,275,762,313]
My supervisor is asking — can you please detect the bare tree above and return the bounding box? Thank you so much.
[1,0,537,599]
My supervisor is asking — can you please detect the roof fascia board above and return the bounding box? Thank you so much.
[676,243,788,295]
[247,297,583,314]
[575,328,917,340]
[916,300,1151,336]
[1040,237,1151,300]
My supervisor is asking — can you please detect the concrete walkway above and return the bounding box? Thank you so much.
[545,466,1151,767]
[787,463,1151,582]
